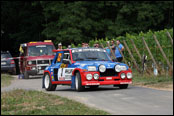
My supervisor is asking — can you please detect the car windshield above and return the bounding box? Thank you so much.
[1,53,12,59]
[72,48,111,61]
[28,45,54,56]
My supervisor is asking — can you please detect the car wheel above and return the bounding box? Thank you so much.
[24,71,29,79]
[44,73,57,91]
[118,84,128,89]
[75,72,85,92]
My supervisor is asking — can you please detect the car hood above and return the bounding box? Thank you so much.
[72,61,129,70]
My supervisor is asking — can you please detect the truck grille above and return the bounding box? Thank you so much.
[37,60,49,64]
[100,69,118,77]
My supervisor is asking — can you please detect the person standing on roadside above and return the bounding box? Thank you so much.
[57,43,62,50]
[115,40,124,62]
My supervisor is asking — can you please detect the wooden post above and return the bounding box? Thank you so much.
[123,40,141,73]
[142,37,160,71]
[166,31,173,45]
[153,35,173,70]
[106,41,117,61]
[115,42,128,64]
[130,39,142,60]
[130,39,151,75]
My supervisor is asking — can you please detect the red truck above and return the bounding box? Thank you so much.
[19,40,55,79]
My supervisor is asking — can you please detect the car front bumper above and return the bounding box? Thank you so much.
[1,66,16,72]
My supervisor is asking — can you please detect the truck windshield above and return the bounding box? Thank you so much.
[72,49,111,61]
[28,45,54,56]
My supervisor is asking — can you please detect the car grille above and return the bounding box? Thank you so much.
[37,60,49,64]
[100,69,118,77]
[41,66,47,70]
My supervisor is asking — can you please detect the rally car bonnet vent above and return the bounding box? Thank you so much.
[54,68,58,81]
[100,69,117,77]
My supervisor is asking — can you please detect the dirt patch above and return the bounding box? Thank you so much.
[133,83,173,91]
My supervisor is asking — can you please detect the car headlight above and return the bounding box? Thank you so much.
[28,61,32,65]
[86,74,93,80]
[94,74,99,80]
[127,72,132,79]
[120,73,126,79]
[88,66,97,71]
[115,65,121,72]
[99,65,106,73]
[115,65,127,72]
[31,66,36,70]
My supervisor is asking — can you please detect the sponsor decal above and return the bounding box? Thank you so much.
[120,82,132,84]
[72,49,105,53]
[57,68,74,81]
[86,83,100,85]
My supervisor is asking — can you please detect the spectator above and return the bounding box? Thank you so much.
[94,43,99,48]
[82,43,86,48]
[115,40,124,62]
[111,40,116,53]
[85,43,89,48]
[68,45,71,49]
[105,47,111,57]
[58,43,62,50]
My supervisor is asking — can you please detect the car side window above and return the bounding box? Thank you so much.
[54,53,63,64]
[62,51,71,64]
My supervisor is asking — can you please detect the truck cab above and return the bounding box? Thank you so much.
[19,40,55,79]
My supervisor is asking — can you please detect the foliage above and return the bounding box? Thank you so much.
[1,74,14,87]
[71,28,173,69]
[1,89,109,115]
[1,1,173,57]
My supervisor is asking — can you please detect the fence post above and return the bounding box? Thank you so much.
[166,31,173,45]
[123,40,141,73]
[130,39,151,75]
[153,35,173,71]
[142,37,160,75]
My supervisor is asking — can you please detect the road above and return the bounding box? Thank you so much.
[1,75,173,115]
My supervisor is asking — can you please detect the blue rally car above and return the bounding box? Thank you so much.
[42,48,132,91]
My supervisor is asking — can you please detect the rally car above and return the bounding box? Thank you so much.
[42,48,132,91]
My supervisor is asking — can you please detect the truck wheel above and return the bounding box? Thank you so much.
[24,71,29,79]
[118,84,128,89]
[44,73,57,91]
[75,72,85,92]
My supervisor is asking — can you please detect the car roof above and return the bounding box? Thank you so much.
[1,51,11,54]
[53,47,104,52]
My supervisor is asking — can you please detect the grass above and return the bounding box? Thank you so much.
[132,70,173,90]
[1,89,109,115]
[1,74,14,87]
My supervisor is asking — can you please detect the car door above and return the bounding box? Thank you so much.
[57,51,74,81]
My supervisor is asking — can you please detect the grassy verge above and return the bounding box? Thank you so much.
[1,89,109,115]
[132,71,173,91]
[1,74,14,87]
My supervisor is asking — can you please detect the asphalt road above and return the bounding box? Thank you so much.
[1,75,173,115]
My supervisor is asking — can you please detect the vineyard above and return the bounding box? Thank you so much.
[71,28,173,76]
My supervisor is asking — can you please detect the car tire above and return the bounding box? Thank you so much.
[75,72,85,92]
[44,73,57,91]
[24,71,29,79]
[118,84,128,89]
